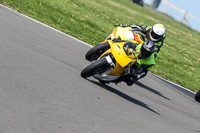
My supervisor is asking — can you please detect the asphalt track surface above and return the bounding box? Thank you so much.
[0,5,200,133]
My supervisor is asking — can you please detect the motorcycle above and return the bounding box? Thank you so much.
[81,40,138,84]
[85,26,145,62]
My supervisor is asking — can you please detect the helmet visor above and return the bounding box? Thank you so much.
[151,30,162,40]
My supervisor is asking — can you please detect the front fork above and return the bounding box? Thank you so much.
[105,55,115,68]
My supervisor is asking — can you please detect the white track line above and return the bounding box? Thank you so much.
[150,72,195,94]
[0,4,196,94]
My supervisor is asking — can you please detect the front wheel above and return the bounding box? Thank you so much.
[85,42,110,61]
[81,58,109,78]
[195,90,200,102]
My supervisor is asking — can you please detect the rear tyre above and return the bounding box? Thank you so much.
[195,90,200,102]
[81,58,109,78]
[85,42,110,61]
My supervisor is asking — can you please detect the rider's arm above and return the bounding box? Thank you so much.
[135,25,152,34]
[116,24,154,35]
[154,34,166,57]
[154,41,163,56]
[126,24,150,33]
[116,24,150,34]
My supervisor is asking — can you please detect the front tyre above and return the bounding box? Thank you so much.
[195,90,200,102]
[81,58,109,78]
[85,42,110,61]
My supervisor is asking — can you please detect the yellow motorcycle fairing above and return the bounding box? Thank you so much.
[98,41,136,76]
[109,41,136,67]
[111,27,132,40]
[109,27,144,44]
[98,49,124,76]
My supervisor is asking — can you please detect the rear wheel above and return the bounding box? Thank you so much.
[85,42,110,61]
[81,58,109,78]
[195,90,200,102]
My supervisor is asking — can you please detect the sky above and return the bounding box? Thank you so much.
[144,0,200,32]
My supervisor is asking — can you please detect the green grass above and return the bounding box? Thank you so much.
[1,0,200,92]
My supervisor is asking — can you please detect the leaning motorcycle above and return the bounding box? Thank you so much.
[85,26,145,62]
[81,40,138,84]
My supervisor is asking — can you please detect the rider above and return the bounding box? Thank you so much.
[120,40,156,86]
[118,23,166,58]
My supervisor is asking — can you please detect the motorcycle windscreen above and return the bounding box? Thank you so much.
[111,27,132,40]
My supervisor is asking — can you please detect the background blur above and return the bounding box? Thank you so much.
[144,0,200,32]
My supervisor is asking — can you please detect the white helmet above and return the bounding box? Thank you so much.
[149,24,165,42]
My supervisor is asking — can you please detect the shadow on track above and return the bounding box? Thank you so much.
[135,82,170,100]
[88,79,160,115]
[152,74,195,98]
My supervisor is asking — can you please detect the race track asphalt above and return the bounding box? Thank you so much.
[0,5,199,133]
